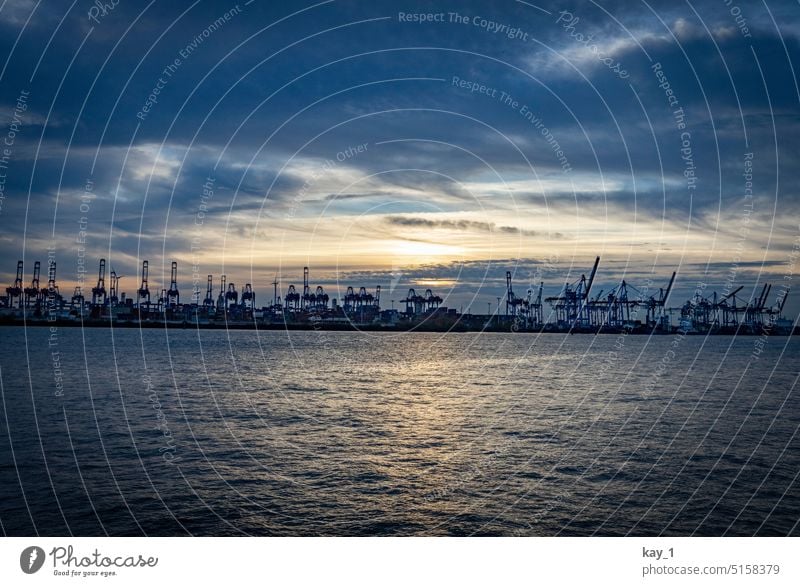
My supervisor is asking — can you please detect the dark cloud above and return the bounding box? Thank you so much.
[383,215,566,238]
[0,0,798,317]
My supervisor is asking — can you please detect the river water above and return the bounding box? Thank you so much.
[0,326,797,535]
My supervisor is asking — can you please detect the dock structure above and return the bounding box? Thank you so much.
[0,257,793,334]
[579,271,676,331]
[5,260,23,309]
[505,271,544,329]
[675,282,791,334]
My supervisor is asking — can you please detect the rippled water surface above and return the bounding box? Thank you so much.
[0,326,798,536]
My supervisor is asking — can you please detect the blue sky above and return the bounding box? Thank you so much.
[0,0,798,316]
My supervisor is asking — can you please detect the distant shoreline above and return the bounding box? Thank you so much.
[0,319,795,335]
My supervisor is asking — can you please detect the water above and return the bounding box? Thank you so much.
[0,326,797,536]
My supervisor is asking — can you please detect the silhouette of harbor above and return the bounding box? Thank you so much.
[2,256,794,334]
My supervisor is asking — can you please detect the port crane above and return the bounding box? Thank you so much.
[167,261,180,307]
[6,260,23,308]
[91,259,107,306]
[545,256,600,329]
[137,260,151,309]
[24,261,41,309]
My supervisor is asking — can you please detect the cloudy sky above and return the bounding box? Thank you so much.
[0,0,798,316]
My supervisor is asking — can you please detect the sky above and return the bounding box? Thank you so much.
[0,0,798,316]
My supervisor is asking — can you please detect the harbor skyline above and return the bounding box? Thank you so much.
[1,253,793,335]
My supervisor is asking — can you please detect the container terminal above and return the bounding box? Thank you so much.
[0,256,793,335]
